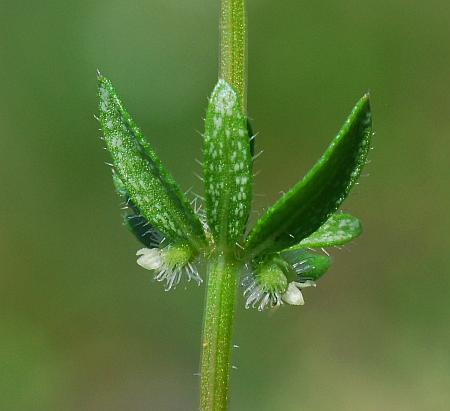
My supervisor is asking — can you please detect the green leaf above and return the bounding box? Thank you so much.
[203,80,252,246]
[98,73,207,252]
[287,213,362,250]
[112,173,166,249]
[281,250,331,282]
[245,94,372,258]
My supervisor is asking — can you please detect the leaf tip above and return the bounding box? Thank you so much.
[96,71,112,92]
[358,92,371,112]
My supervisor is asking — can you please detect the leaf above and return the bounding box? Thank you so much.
[245,94,372,258]
[203,80,253,246]
[112,173,166,249]
[98,73,206,252]
[287,213,362,250]
[281,250,331,281]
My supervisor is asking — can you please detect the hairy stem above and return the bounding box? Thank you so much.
[200,253,240,411]
[220,0,247,112]
[198,2,247,410]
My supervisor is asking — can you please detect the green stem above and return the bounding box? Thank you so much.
[220,0,247,112]
[198,3,247,410]
[200,252,240,411]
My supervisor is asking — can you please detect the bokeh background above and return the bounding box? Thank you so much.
[1,0,449,410]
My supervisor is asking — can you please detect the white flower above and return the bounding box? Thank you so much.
[136,246,202,291]
[282,280,316,306]
[136,248,164,270]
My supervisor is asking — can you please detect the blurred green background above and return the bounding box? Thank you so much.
[1,0,449,410]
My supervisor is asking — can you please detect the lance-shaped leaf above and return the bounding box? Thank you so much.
[203,80,252,246]
[113,173,166,249]
[281,249,331,281]
[287,213,362,250]
[245,94,372,258]
[98,74,206,252]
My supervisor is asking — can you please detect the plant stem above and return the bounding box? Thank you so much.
[199,3,247,410]
[200,253,239,411]
[219,0,247,112]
